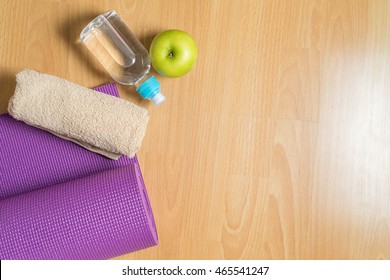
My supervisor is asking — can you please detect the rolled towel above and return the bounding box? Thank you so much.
[8,69,148,159]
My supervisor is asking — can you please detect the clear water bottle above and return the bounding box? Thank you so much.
[80,10,166,105]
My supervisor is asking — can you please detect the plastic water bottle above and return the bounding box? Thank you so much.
[80,10,166,105]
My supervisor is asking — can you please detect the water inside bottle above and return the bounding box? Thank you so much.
[80,11,150,85]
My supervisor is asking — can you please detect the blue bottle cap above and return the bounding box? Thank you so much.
[137,76,166,105]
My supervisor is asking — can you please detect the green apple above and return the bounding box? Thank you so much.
[149,30,198,78]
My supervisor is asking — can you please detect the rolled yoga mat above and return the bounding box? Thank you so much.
[0,83,158,259]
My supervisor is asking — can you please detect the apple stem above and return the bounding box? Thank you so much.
[169,51,173,59]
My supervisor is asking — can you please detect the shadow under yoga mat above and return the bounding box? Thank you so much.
[0,83,158,259]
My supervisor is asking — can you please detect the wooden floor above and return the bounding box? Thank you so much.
[1,0,389,259]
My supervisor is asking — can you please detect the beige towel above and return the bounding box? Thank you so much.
[8,69,149,159]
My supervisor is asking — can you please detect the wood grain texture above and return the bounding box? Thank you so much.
[0,0,389,259]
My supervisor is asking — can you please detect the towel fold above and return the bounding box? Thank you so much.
[8,69,149,159]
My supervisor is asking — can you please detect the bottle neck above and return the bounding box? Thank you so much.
[134,73,152,89]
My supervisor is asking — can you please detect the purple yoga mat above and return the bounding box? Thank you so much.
[0,83,158,259]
